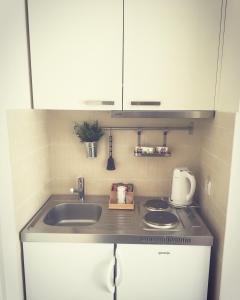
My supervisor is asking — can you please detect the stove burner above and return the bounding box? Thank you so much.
[144,211,179,229]
[144,198,169,211]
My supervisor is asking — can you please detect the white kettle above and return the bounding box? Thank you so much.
[170,167,196,207]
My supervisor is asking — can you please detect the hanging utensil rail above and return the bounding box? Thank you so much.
[102,122,193,134]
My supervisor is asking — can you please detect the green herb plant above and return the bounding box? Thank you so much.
[74,121,104,142]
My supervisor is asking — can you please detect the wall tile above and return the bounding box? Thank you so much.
[48,111,200,197]
[7,110,51,231]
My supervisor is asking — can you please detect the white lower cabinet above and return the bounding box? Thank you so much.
[23,242,115,300]
[23,243,211,300]
[116,244,211,300]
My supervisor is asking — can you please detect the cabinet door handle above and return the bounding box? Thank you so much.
[131,101,161,106]
[83,100,115,105]
[115,251,122,287]
[106,257,115,294]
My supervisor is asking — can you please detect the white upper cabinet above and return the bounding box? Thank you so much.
[123,0,222,110]
[28,0,222,111]
[28,0,123,110]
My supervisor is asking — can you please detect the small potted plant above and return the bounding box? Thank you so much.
[74,121,104,158]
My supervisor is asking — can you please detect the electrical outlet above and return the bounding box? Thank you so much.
[205,177,212,197]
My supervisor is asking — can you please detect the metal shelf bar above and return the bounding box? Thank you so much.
[102,123,193,134]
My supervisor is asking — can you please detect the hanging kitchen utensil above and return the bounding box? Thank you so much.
[106,129,116,170]
[156,130,170,154]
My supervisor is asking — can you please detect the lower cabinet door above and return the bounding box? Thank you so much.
[116,244,211,300]
[23,242,115,300]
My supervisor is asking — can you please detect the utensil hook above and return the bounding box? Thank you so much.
[163,130,168,147]
[137,129,142,147]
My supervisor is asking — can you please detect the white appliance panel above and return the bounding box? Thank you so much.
[116,244,211,300]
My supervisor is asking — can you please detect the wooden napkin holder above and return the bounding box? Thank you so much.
[109,188,134,210]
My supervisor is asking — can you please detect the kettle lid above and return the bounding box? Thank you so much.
[173,167,189,175]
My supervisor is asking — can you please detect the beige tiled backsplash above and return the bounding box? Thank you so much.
[6,109,235,300]
[48,111,201,196]
[7,110,234,216]
[7,110,51,231]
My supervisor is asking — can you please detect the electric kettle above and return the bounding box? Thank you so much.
[170,167,196,207]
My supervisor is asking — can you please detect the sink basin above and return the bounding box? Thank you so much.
[43,203,102,226]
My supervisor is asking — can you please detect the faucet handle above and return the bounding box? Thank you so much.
[77,177,84,191]
[70,178,85,201]
[78,177,84,184]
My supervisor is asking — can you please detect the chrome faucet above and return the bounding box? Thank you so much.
[70,177,85,202]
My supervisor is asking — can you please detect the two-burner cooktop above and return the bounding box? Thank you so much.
[142,197,183,231]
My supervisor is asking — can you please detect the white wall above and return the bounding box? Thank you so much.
[217,0,240,298]
[0,113,26,300]
[0,0,31,299]
[0,230,5,300]
[220,113,240,299]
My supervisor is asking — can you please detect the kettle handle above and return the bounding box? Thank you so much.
[183,171,196,202]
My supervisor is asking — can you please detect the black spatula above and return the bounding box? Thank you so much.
[106,130,115,170]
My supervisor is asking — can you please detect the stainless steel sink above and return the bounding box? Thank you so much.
[43,203,102,226]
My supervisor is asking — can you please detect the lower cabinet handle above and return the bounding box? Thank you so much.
[131,101,161,106]
[115,253,122,287]
[106,257,115,294]
[83,100,115,105]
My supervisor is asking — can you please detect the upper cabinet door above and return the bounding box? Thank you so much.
[123,0,222,110]
[28,0,123,110]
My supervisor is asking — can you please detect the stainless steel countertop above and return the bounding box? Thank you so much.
[21,195,213,246]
